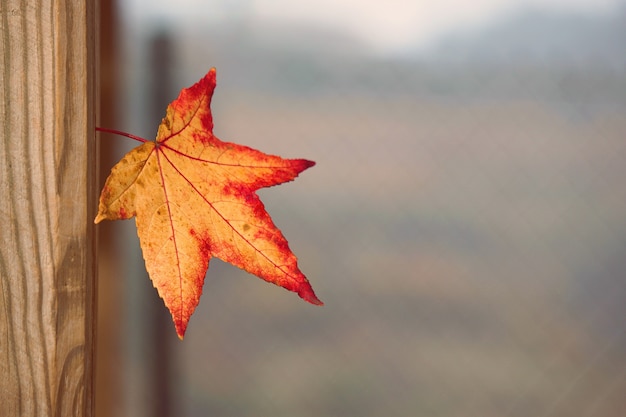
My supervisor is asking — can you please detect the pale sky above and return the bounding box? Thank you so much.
[122,0,623,53]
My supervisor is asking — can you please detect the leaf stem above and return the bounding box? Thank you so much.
[96,126,149,143]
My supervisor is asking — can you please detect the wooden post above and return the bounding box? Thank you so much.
[0,2,98,417]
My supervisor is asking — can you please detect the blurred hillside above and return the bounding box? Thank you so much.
[110,6,626,417]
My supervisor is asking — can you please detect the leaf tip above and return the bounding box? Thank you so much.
[202,67,217,88]
[291,159,315,176]
[299,285,324,306]
[175,323,187,340]
[310,298,324,306]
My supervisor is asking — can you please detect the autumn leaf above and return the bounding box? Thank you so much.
[95,68,322,339]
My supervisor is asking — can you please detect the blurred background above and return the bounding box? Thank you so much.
[97,1,626,416]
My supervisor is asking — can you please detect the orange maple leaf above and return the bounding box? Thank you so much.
[95,68,322,339]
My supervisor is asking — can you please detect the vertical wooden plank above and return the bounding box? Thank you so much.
[147,31,176,417]
[96,1,124,416]
[0,1,97,416]
[96,0,120,414]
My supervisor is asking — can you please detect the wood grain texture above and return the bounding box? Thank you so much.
[0,1,97,416]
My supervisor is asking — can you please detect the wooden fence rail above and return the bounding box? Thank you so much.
[1,2,98,416]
